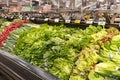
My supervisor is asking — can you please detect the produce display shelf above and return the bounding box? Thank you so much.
[31,20,120,30]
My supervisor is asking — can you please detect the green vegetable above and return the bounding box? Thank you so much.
[10,24,120,80]
[95,62,120,77]
[88,70,104,80]
[69,75,84,80]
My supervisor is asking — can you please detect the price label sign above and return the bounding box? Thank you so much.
[65,20,71,23]
[31,18,35,20]
[86,19,93,24]
[119,23,120,27]
[4,16,7,18]
[11,16,14,19]
[74,20,81,23]
[54,18,59,22]
[26,17,29,20]
[20,16,22,19]
[98,21,106,26]
[44,18,49,21]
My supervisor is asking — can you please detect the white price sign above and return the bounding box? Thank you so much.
[11,16,14,19]
[26,17,29,20]
[65,20,71,23]
[4,16,7,18]
[31,18,35,20]
[86,19,93,24]
[98,21,106,25]
[44,18,49,21]
[119,23,120,27]
[54,18,59,22]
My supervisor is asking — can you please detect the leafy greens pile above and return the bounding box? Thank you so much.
[8,24,120,80]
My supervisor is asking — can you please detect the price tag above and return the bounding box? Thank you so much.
[74,20,81,23]
[31,18,35,20]
[20,16,22,19]
[98,21,106,25]
[11,16,14,19]
[4,16,7,18]
[26,17,29,20]
[119,23,120,27]
[86,19,93,24]
[54,18,59,22]
[65,20,71,23]
[44,18,49,21]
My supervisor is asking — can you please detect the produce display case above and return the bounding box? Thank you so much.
[0,19,119,80]
[1,0,120,80]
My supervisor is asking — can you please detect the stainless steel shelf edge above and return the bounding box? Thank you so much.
[0,50,60,80]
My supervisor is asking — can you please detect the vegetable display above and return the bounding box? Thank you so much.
[10,24,120,80]
[2,24,32,52]
[0,21,11,35]
[70,27,120,80]
[0,18,120,80]
[0,19,30,47]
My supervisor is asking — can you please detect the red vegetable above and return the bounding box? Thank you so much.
[0,20,30,47]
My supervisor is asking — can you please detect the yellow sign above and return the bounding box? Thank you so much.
[74,20,81,23]
[85,15,90,21]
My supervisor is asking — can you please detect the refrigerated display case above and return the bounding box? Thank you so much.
[0,0,120,80]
